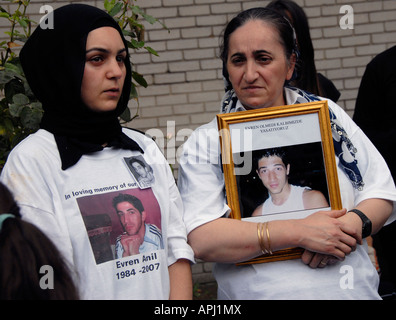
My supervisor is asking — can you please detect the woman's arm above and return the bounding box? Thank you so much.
[339,198,393,242]
[301,198,393,268]
[169,259,193,300]
[188,209,357,264]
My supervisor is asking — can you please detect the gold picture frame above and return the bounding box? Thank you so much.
[217,101,342,264]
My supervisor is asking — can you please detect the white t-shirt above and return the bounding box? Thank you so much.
[261,185,308,215]
[178,88,396,299]
[1,128,194,300]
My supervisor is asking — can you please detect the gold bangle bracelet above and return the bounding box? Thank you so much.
[256,223,262,252]
[261,222,267,254]
[265,222,273,255]
[257,223,268,255]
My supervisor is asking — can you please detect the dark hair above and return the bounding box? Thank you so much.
[267,0,320,95]
[129,158,146,168]
[112,193,144,214]
[0,183,79,300]
[255,147,290,171]
[220,7,299,84]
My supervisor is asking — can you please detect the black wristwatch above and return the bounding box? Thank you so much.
[348,209,372,238]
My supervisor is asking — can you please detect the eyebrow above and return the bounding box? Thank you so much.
[85,47,127,55]
[253,49,272,55]
[258,163,285,170]
[230,49,272,58]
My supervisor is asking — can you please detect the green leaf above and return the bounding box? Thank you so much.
[109,2,123,17]
[132,71,148,88]
[122,29,136,38]
[130,84,138,100]
[18,17,28,28]
[0,70,16,85]
[129,38,144,49]
[4,62,21,73]
[29,101,42,112]
[2,60,26,83]
[130,6,156,25]
[20,105,42,130]
[9,103,24,117]
[145,46,159,57]
[12,92,29,105]
[119,106,131,122]
[4,78,24,103]
[103,0,114,12]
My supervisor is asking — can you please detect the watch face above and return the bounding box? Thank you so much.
[362,217,372,238]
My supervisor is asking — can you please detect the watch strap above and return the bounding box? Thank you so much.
[348,208,372,238]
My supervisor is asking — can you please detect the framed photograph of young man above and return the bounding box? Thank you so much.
[217,101,342,264]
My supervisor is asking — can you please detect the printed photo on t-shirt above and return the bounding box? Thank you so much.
[124,155,155,189]
[76,187,163,264]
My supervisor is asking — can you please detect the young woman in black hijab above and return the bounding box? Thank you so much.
[20,3,140,170]
[1,4,193,299]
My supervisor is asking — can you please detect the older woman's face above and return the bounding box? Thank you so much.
[226,20,295,109]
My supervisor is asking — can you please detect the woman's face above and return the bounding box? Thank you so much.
[81,27,127,112]
[226,20,295,109]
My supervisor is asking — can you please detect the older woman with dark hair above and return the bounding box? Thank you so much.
[178,7,396,299]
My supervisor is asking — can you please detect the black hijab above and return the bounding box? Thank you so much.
[20,4,143,170]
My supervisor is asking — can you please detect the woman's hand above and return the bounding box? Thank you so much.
[294,209,357,267]
[301,199,393,268]
[301,251,341,268]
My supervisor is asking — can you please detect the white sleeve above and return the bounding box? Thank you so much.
[178,120,231,234]
[0,135,75,264]
[166,176,195,265]
[327,100,396,224]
